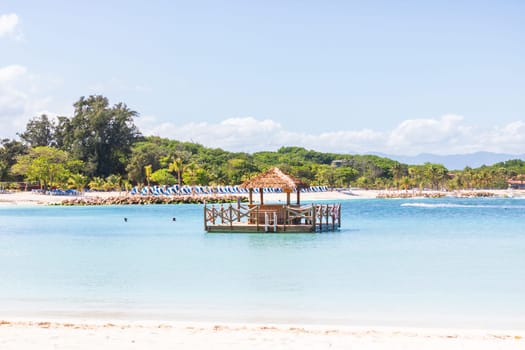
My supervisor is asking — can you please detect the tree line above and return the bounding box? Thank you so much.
[1,95,524,192]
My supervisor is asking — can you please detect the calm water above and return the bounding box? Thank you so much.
[1,198,524,329]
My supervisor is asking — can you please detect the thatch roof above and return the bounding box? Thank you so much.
[240,167,309,191]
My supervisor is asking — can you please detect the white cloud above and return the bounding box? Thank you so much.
[0,13,20,39]
[137,114,525,155]
[2,67,523,156]
[387,114,473,154]
[0,64,26,81]
[0,65,60,138]
[481,121,525,152]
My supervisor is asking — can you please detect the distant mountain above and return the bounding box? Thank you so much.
[372,152,525,170]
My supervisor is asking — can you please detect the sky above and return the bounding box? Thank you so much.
[1,0,524,155]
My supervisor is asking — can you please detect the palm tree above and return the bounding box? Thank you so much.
[104,174,122,191]
[88,176,105,191]
[144,165,152,187]
[169,158,184,187]
[168,151,191,187]
[68,173,88,193]
[424,164,447,190]
[390,162,404,188]
[462,167,473,189]
[408,166,423,190]
[400,176,411,191]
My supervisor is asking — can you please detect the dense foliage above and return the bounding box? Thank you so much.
[1,95,524,191]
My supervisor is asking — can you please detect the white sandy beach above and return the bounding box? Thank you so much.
[0,319,523,350]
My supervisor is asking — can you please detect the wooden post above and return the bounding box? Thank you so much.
[284,206,287,232]
[338,203,341,228]
[237,197,241,222]
[256,206,260,231]
[286,191,290,206]
[204,203,207,231]
[212,206,216,225]
[296,190,300,205]
[332,205,335,231]
[248,189,253,204]
[229,204,233,229]
[325,205,329,230]
[312,204,316,232]
[319,205,322,231]
[259,188,264,204]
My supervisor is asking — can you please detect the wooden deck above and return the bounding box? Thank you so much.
[204,203,341,233]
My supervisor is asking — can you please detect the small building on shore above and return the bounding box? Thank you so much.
[204,167,341,233]
[507,177,525,189]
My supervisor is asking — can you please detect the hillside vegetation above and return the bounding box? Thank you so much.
[1,95,524,191]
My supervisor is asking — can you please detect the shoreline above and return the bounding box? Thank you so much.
[1,318,523,350]
[1,188,524,206]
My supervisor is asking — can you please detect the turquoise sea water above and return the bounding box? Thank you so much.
[1,198,524,329]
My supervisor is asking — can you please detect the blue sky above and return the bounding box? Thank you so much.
[1,0,524,155]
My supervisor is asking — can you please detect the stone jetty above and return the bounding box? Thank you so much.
[376,191,446,199]
[55,194,247,206]
[376,190,496,199]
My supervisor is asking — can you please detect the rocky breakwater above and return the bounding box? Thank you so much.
[376,191,446,199]
[55,194,247,206]
[455,191,496,198]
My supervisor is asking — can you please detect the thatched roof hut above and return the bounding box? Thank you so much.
[240,167,309,205]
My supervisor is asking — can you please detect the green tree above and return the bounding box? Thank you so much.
[168,151,191,187]
[68,173,89,193]
[0,139,29,181]
[150,168,175,185]
[355,176,372,189]
[315,165,336,188]
[144,165,152,187]
[399,176,412,190]
[224,157,257,184]
[18,114,56,147]
[88,177,106,191]
[334,166,358,187]
[390,162,405,185]
[58,95,141,177]
[11,146,74,192]
[462,166,473,189]
[424,163,448,190]
[126,139,166,184]
[104,174,122,191]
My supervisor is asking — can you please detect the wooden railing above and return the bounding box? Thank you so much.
[204,203,341,232]
[314,203,342,231]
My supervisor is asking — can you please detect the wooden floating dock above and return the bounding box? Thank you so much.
[204,167,342,233]
[204,203,341,233]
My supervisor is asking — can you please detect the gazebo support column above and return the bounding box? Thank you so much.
[286,191,291,205]
[296,190,301,205]
[259,187,264,204]
[248,189,253,204]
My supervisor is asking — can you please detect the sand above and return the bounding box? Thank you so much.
[0,319,523,350]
